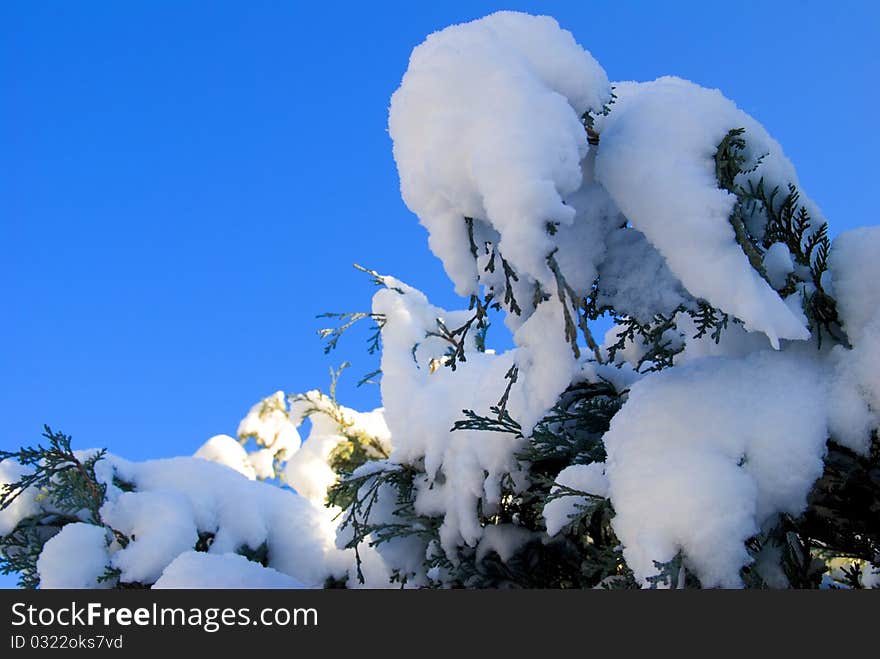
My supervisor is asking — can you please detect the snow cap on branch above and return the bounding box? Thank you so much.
[594,77,814,348]
[389,11,611,298]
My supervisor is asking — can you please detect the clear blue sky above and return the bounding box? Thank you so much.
[2,2,878,586]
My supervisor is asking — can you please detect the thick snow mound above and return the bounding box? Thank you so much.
[101,490,199,584]
[36,523,111,589]
[603,350,827,587]
[93,455,350,587]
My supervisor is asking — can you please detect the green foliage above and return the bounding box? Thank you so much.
[3,117,872,592]
[1,427,261,589]
[580,87,617,145]
[646,551,699,589]
[322,121,875,588]
[328,462,435,584]
[547,251,603,361]
[195,531,215,552]
[453,365,521,436]
[1,515,63,589]
[291,381,391,481]
[328,438,383,479]
[329,369,638,588]
[479,238,523,318]
[237,541,270,567]
[739,438,880,589]
[317,311,385,356]
[425,293,496,371]
[0,426,114,588]
[603,310,684,372]
[802,437,880,570]
[519,379,622,471]
[1,426,106,524]
[714,127,844,346]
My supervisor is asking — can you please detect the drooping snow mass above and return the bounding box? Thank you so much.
[389,11,611,300]
[153,551,304,589]
[603,350,828,587]
[372,276,578,555]
[36,523,111,589]
[594,77,812,349]
[390,13,829,352]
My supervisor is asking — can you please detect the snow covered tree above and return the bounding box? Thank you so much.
[2,11,878,589]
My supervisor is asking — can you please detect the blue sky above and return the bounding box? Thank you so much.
[2,1,878,587]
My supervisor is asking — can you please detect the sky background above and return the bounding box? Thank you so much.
[2,1,878,587]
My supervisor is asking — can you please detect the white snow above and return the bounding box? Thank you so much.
[826,227,880,454]
[389,11,610,298]
[194,434,256,480]
[372,276,579,557]
[101,490,199,584]
[827,341,879,455]
[283,431,341,505]
[93,454,350,587]
[829,226,880,341]
[36,523,111,589]
[594,77,812,348]
[602,350,828,587]
[26,391,393,589]
[248,448,277,481]
[153,551,304,589]
[475,524,533,563]
[763,243,794,290]
[596,227,689,323]
[237,391,302,459]
[5,10,871,593]
[284,390,391,505]
[543,462,608,536]
[863,563,880,589]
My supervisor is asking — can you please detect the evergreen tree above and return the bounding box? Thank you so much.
[2,11,878,589]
